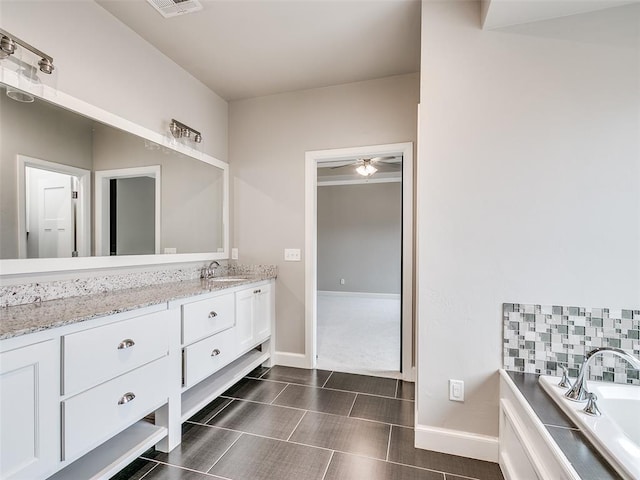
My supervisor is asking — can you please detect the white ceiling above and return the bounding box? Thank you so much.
[96,0,421,101]
[481,0,640,29]
[96,0,637,102]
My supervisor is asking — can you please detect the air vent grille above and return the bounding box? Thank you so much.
[146,0,202,18]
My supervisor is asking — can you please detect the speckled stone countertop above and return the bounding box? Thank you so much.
[0,274,275,341]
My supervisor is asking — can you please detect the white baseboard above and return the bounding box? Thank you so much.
[318,290,401,299]
[272,351,311,369]
[415,424,499,463]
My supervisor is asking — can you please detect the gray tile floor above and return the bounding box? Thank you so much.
[112,366,504,480]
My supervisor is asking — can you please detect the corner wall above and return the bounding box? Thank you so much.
[417,1,639,459]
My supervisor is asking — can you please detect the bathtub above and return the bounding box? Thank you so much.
[539,375,640,480]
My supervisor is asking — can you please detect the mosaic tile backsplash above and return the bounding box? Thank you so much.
[503,303,640,385]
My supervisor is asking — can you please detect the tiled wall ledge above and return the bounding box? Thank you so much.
[0,263,277,308]
[503,303,640,386]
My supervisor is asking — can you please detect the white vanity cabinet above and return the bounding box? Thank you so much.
[0,340,59,480]
[235,282,273,354]
[0,277,275,480]
[60,310,172,463]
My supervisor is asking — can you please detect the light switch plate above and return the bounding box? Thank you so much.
[284,248,301,261]
[231,248,239,260]
[449,379,464,402]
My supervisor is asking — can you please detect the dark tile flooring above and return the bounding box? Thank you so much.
[112,366,504,480]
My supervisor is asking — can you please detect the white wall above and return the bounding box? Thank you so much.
[0,0,227,161]
[230,73,419,354]
[317,182,401,294]
[417,0,640,456]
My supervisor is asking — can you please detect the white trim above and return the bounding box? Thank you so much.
[318,290,401,300]
[271,351,309,369]
[415,423,499,463]
[17,156,91,260]
[317,177,401,187]
[0,67,229,277]
[305,142,414,380]
[94,166,162,256]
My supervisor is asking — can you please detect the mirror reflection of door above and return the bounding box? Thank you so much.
[94,166,161,256]
[25,167,78,258]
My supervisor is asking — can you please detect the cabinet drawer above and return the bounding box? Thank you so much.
[62,356,169,462]
[182,293,234,346]
[183,327,237,388]
[63,309,171,395]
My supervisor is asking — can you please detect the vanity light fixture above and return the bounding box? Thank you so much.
[356,159,377,177]
[170,119,202,144]
[0,28,55,75]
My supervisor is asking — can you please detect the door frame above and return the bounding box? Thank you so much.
[94,165,161,256]
[304,142,414,381]
[17,155,91,259]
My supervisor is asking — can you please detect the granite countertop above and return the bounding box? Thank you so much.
[505,371,619,479]
[0,274,274,340]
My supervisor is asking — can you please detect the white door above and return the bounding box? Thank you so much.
[37,177,74,258]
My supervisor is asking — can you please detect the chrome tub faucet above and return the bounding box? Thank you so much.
[564,347,640,402]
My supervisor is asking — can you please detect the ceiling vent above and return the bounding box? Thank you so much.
[146,0,202,18]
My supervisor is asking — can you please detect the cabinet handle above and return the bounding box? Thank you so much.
[253,289,261,294]
[208,311,218,318]
[118,392,136,405]
[211,348,221,357]
[117,339,135,350]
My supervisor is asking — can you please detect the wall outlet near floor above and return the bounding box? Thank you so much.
[284,248,301,261]
[164,247,177,254]
[449,379,464,402]
[231,247,239,260]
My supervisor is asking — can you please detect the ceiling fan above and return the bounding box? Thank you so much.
[330,156,401,177]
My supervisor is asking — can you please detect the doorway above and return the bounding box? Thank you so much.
[305,142,414,381]
[17,156,91,259]
[94,166,161,256]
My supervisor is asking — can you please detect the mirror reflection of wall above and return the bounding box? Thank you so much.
[0,85,226,260]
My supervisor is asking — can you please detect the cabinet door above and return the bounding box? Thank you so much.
[1,340,58,480]
[253,284,272,343]
[235,288,255,354]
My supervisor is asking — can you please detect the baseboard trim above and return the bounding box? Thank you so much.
[415,424,499,463]
[317,290,401,299]
[272,351,310,369]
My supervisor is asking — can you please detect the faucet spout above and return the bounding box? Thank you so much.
[200,260,221,279]
[564,347,640,402]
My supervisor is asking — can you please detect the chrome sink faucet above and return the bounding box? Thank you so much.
[200,260,220,279]
[564,347,640,402]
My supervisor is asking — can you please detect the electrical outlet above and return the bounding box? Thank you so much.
[284,248,301,261]
[164,247,177,254]
[449,379,464,402]
[340,278,345,285]
[231,248,239,260]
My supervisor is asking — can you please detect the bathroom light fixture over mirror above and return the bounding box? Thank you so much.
[170,118,202,144]
[0,28,57,103]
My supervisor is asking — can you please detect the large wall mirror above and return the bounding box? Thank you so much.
[0,81,228,276]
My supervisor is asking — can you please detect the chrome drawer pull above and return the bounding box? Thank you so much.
[211,349,221,357]
[117,339,135,350]
[208,311,218,318]
[118,392,136,405]
[253,289,261,294]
